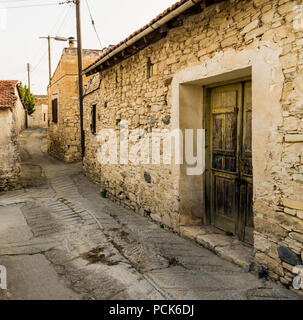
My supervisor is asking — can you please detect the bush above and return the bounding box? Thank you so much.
[19,82,36,115]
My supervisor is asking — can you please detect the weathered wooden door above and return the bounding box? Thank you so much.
[208,81,253,244]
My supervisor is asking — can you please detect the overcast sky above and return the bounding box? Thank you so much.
[0,0,177,94]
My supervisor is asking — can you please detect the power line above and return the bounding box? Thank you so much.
[31,8,67,73]
[0,0,55,3]
[31,5,70,74]
[0,0,58,2]
[31,6,73,74]
[85,0,103,49]
[55,3,73,35]
[3,3,59,9]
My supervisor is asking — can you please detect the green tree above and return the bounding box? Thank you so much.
[19,82,36,115]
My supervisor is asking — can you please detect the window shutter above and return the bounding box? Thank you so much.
[91,104,96,134]
[52,98,58,123]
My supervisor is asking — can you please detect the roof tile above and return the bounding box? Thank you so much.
[0,80,18,108]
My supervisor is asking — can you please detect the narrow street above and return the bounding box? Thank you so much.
[0,129,299,300]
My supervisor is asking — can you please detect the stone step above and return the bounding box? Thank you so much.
[180,225,254,271]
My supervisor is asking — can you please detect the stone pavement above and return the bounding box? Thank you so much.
[0,129,300,300]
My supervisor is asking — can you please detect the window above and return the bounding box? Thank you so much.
[147,57,152,79]
[91,104,97,134]
[52,98,58,123]
[43,113,46,122]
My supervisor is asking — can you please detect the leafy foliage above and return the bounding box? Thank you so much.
[19,82,36,115]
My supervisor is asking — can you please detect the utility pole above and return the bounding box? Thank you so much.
[40,35,69,85]
[39,36,52,85]
[25,63,30,129]
[47,36,52,84]
[47,36,51,84]
[39,36,52,84]
[59,0,85,158]
[75,0,85,158]
[27,63,31,90]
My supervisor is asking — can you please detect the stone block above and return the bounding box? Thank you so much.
[215,244,254,271]
[284,117,298,131]
[289,232,303,243]
[297,211,303,220]
[278,245,302,266]
[240,19,259,35]
[150,214,162,223]
[179,225,207,241]
[284,207,297,216]
[283,199,303,211]
[293,174,303,184]
[285,134,303,143]
[196,233,233,250]
[255,252,284,276]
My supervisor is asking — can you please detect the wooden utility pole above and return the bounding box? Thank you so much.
[39,36,52,84]
[27,63,31,90]
[26,63,30,129]
[75,0,85,158]
[47,36,51,84]
[40,36,52,84]
[40,35,69,85]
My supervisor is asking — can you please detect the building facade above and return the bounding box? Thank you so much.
[47,41,102,162]
[82,0,303,289]
[0,80,26,191]
[28,95,48,129]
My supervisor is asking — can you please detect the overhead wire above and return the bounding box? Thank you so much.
[31,5,72,74]
[85,0,103,49]
[0,0,58,3]
[3,3,60,9]
[30,6,69,63]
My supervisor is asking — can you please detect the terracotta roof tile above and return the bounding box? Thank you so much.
[0,80,18,108]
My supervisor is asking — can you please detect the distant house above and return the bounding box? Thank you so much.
[0,80,26,191]
[82,0,303,288]
[47,39,103,163]
[28,95,48,129]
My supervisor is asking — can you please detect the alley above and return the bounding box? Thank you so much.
[0,129,300,300]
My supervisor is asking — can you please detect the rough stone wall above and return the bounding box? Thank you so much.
[28,95,48,129]
[47,48,102,163]
[0,108,20,191]
[83,0,303,289]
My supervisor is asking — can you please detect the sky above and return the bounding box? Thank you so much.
[0,0,177,94]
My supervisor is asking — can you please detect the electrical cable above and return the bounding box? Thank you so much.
[3,3,59,9]
[85,0,103,49]
[0,0,58,2]
[31,5,72,74]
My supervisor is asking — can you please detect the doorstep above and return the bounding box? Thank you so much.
[179,225,255,271]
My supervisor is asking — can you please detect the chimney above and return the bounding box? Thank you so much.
[68,37,75,48]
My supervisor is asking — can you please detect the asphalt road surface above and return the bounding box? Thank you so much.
[0,129,300,300]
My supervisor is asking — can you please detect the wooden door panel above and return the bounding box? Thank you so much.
[209,81,253,244]
[214,174,237,234]
[245,182,254,244]
[225,113,237,151]
[210,84,241,234]
[212,115,224,150]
